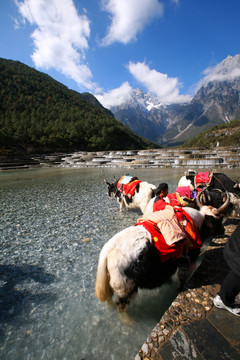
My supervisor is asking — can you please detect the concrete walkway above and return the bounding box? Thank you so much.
[156,297,240,359]
[136,218,240,360]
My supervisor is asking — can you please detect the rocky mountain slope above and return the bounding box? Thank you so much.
[109,55,240,146]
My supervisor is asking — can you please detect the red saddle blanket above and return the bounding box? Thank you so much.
[117,176,142,198]
[175,186,191,198]
[167,192,184,207]
[195,172,213,188]
[135,208,202,263]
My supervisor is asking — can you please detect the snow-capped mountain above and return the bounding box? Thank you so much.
[123,88,164,111]
[109,55,240,146]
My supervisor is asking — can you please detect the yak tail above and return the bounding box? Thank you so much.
[95,245,113,302]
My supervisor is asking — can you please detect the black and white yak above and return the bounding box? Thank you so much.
[178,170,240,217]
[95,193,229,311]
[104,175,156,214]
[144,187,238,218]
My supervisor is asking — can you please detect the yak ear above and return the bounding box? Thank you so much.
[233,181,240,188]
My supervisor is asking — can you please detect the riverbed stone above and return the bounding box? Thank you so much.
[141,343,149,354]
[81,237,91,243]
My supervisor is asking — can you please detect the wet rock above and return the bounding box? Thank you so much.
[135,355,141,360]
[162,328,170,336]
[193,296,202,303]
[146,336,152,343]
[150,331,158,340]
[82,237,91,243]
[158,336,165,344]
[141,343,149,354]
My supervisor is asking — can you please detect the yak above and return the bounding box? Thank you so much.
[178,170,240,216]
[144,188,237,218]
[104,175,156,214]
[95,193,229,311]
[197,188,239,217]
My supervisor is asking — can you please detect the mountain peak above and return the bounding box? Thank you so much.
[203,54,240,85]
[127,88,163,111]
[110,54,240,146]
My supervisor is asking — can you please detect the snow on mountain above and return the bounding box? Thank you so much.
[130,88,163,111]
[202,54,240,85]
[109,55,240,146]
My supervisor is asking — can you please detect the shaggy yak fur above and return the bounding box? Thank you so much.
[104,177,156,214]
[95,203,227,311]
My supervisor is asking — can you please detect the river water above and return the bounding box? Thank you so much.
[0,167,239,360]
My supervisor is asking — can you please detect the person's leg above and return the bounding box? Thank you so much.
[213,271,240,317]
[219,271,240,306]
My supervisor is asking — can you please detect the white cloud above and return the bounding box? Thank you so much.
[203,67,240,83]
[201,55,240,85]
[127,61,191,104]
[15,0,96,90]
[95,82,132,108]
[100,0,164,45]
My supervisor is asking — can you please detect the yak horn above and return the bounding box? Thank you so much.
[196,188,206,209]
[233,181,240,189]
[196,188,230,215]
[213,191,230,215]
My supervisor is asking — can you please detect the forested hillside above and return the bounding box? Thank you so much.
[0,58,158,155]
[182,120,240,148]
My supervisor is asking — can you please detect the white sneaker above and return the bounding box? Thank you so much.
[213,295,240,317]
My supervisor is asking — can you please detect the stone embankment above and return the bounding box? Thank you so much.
[136,218,240,360]
[0,147,240,170]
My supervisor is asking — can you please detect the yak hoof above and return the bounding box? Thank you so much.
[106,298,115,308]
[115,289,137,312]
[116,297,129,312]
[118,312,135,325]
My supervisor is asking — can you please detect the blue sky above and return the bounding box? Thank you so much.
[1,0,240,108]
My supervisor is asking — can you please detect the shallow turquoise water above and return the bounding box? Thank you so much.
[0,167,239,359]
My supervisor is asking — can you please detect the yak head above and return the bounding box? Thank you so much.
[200,188,239,218]
[196,190,230,238]
[104,178,120,198]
